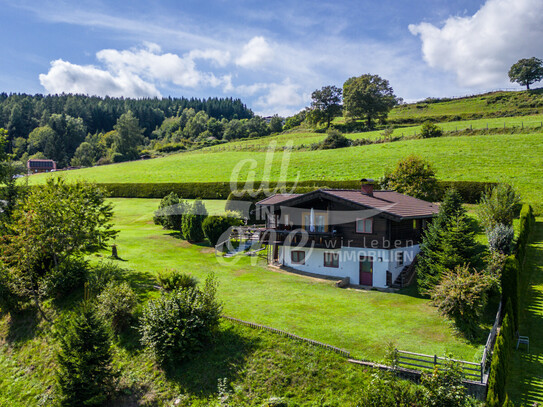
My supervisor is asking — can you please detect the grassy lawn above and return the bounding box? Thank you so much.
[507,218,543,406]
[28,132,543,212]
[104,198,483,362]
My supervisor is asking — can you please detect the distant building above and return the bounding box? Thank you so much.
[27,159,56,174]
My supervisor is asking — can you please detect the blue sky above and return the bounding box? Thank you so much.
[1,0,542,115]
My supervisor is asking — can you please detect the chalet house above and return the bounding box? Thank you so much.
[27,159,56,174]
[255,180,439,288]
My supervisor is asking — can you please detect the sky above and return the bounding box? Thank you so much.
[0,0,542,116]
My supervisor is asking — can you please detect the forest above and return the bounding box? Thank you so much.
[0,93,258,167]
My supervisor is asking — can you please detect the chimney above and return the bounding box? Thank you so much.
[360,178,374,196]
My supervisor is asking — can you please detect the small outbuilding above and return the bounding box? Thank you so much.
[27,159,57,174]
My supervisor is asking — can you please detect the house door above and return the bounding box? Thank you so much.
[359,256,373,286]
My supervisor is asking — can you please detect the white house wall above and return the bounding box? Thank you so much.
[280,244,420,288]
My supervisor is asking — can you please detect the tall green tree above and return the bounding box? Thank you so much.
[112,110,144,161]
[417,189,481,294]
[0,178,117,318]
[56,307,118,406]
[343,74,398,128]
[508,57,543,90]
[477,184,521,231]
[309,85,342,128]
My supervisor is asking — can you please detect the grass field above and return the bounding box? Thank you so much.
[100,198,483,361]
[507,219,543,406]
[29,132,543,212]
[0,197,487,405]
[199,114,543,152]
[389,89,543,121]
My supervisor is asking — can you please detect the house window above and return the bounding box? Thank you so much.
[413,219,418,229]
[356,218,373,234]
[303,212,327,232]
[397,252,404,266]
[324,252,339,268]
[291,250,305,264]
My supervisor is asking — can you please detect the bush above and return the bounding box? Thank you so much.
[153,192,187,231]
[430,265,491,338]
[96,281,138,333]
[56,307,118,406]
[87,261,126,294]
[139,274,222,366]
[488,224,515,254]
[421,360,467,407]
[41,257,88,299]
[319,130,351,149]
[157,269,198,291]
[202,215,244,246]
[181,213,205,242]
[477,184,521,231]
[419,121,443,138]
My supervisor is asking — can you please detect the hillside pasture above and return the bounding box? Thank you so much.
[29,132,543,212]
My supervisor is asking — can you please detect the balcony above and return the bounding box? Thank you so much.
[259,227,340,249]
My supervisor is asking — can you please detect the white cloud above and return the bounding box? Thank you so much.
[39,45,233,97]
[97,46,230,89]
[236,36,274,68]
[254,79,308,116]
[188,49,231,67]
[39,59,161,98]
[409,0,543,88]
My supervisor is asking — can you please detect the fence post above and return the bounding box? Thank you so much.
[434,354,437,367]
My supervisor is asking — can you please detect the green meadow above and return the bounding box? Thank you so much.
[29,131,543,211]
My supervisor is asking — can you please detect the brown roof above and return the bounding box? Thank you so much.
[257,189,439,220]
[256,194,300,205]
[27,159,56,169]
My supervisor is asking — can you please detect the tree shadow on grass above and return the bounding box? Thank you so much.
[5,306,40,344]
[163,324,260,398]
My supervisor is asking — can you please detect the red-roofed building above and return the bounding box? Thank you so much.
[255,179,439,288]
[27,159,57,174]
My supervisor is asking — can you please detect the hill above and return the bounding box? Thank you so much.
[29,130,543,211]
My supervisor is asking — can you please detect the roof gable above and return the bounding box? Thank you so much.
[256,188,439,220]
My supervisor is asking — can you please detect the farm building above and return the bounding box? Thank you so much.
[256,179,439,289]
[27,159,57,174]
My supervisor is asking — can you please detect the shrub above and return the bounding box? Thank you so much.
[487,224,515,254]
[139,274,222,366]
[153,192,190,231]
[477,184,521,231]
[56,307,118,406]
[87,261,126,294]
[181,213,205,242]
[96,282,138,333]
[41,257,88,299]
[202,215,244,246]
[430,265,491,338]
[157,269,198,291]
[419,121,443,138]
[382,155,439,201]
[421,360,467,407]
[319,130,351,150]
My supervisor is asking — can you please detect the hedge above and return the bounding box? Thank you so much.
[487,204,535,405]
[486,302,514,407]
[91,180,496,203]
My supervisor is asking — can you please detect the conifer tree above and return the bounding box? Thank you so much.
[417,189,481,294]
[56,307,118,406]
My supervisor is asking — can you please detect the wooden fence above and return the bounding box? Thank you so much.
[222,315,351,358]
[395,349,483,382]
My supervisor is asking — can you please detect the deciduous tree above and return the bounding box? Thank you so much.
[508,57,543,90]
[343,74,398,128]
[309,85,342,128]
